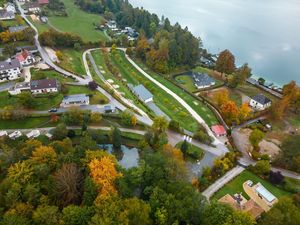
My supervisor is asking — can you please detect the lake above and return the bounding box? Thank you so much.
[129,0,300,86]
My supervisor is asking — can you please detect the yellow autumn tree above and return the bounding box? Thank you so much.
[131,115,137,126]
[214,89,229,107]
[31,146,58,169]
[89,157,122,197]
[238,103,251,123]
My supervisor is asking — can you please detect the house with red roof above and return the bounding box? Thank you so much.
[211,125,227,137]
[15,50,35,66]
[38,0,49,5]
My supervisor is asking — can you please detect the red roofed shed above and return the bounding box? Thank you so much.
[38,0,49,5]
[211,125,227,137]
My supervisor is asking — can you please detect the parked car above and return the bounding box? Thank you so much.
[48,108,58,113]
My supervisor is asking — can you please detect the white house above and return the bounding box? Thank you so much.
[61,94,90,107]
[23,2,40,13]
[193,73,215,89]
[15,49,35,66]
[249,94,272,111]
[0,59,22,83]
[106,20,117,29]
[30,79,59,94]
[5,2,16,13]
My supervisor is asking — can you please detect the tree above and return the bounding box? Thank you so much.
[88,81,98,90]
[249,129,265,150]
[62,205,93,225]
[111,43,117,53]
[123,198,152,225]
[112,127,122,149]
[63,108,86,125]
[120,110,133,126]
[220,100,239,125]
[4,43,15,57]
[259,196,300,225]
[33,205,61,225]
[229,63,252,88]
[52,163,84,207]
[31,146,58,170]
[131,115,137,127]
[90,112,102,123]
[18,92,34,109]
[89,157,122,197]
[250,160,270,176]
[269,171,284,185]
[238,103,251,122]
[180,140,189,155]
[83,176,98,206]
[52,123,68,140]
[136,35,150,60]
[0,214,31,225]
[214,89,229,107]
[215,49,235,76]
[56,50,63,61]
[15,15,24,25]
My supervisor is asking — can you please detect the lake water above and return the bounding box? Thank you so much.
[129,0,300,86]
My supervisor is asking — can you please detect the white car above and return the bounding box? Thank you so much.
[9,131,22,139]
[26,130,41,139]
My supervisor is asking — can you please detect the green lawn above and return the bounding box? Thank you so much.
[127,54,218,127]
[31,69,75,83]
[237,83,278,103]
[27,17,51,33]
[283,177,300,193]
[175,75,198,92]
[0,116,57,129]
[111,50,205,132]
[212,170,291,201]
[90,50,150,114]
[58,48,86,76]
[47,0,108,42]
[66,85,109,104]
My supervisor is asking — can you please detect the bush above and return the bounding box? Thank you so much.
[168,120,182,133]
[193,130,213,145]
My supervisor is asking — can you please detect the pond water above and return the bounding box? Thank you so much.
[99,144,217,177]
[98,144,140,169]
[129,0,300,86]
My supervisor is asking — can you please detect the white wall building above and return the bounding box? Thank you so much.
[61,94,90,107]
[249,94,272,111]
[30,79,59,94]
[15,50,35,66]
[0,59,22,83]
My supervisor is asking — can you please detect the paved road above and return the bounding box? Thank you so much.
[83,48,153,126]
[202,166,245,200]
[16,1,88,85]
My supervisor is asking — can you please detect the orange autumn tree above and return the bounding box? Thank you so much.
[238,103,251,122]
[89,156,122,197]
[220,100,239,125]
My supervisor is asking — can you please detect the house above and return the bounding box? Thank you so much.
[218,194,264,219]
[8,82,30,95]
[30,79,59,94]
[211,125,227,137]
[16,45,38,54]
[40,16,48,23]
[61,94,90,107]
[106,20,117,29]
[0,131,8,137]
[23,2,40,13]
[132,84,153,103]
[0,9,15,20]
[38,0,49,5]
[0,59,22,83]
[5,2,16,13]
[254,183,277,206]
[249,94,272,111]
[9,25,29,33]
[26,130,41,138]
[193,73,215,89]
[15,50,35,66]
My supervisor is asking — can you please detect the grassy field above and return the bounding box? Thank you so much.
[127,54,218,127]
[111,51,214,132]
[27,17,51,33]
[212,170,291,201]
[31,69,75,83]
[0,91,63,110]
[0,116,57,129]
[58,49,86,76]
[90,50,150,113]
[47,0,108,42]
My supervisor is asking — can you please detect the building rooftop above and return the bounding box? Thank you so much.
[38,0,49,4]
[0,59,21,71]
[132,84,153,101]
[8,25,28,33]
[0,9,14,19]
[30,79,58,90]
[193,73,215,87]
[251,94,272,105]
[211,125,226,136]
[23,2,40,10]
[62,94,89,104]
[255,183,276,203]
[16,46,38,52]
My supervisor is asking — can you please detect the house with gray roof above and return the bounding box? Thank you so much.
[0,9,15,20]
[61,94,90,107]
[9,25,29,33]
[30,79,59,94]
[0,59,22,83]
[193,72,215,89]
[249,94,272,111]
[132,84,153,103]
